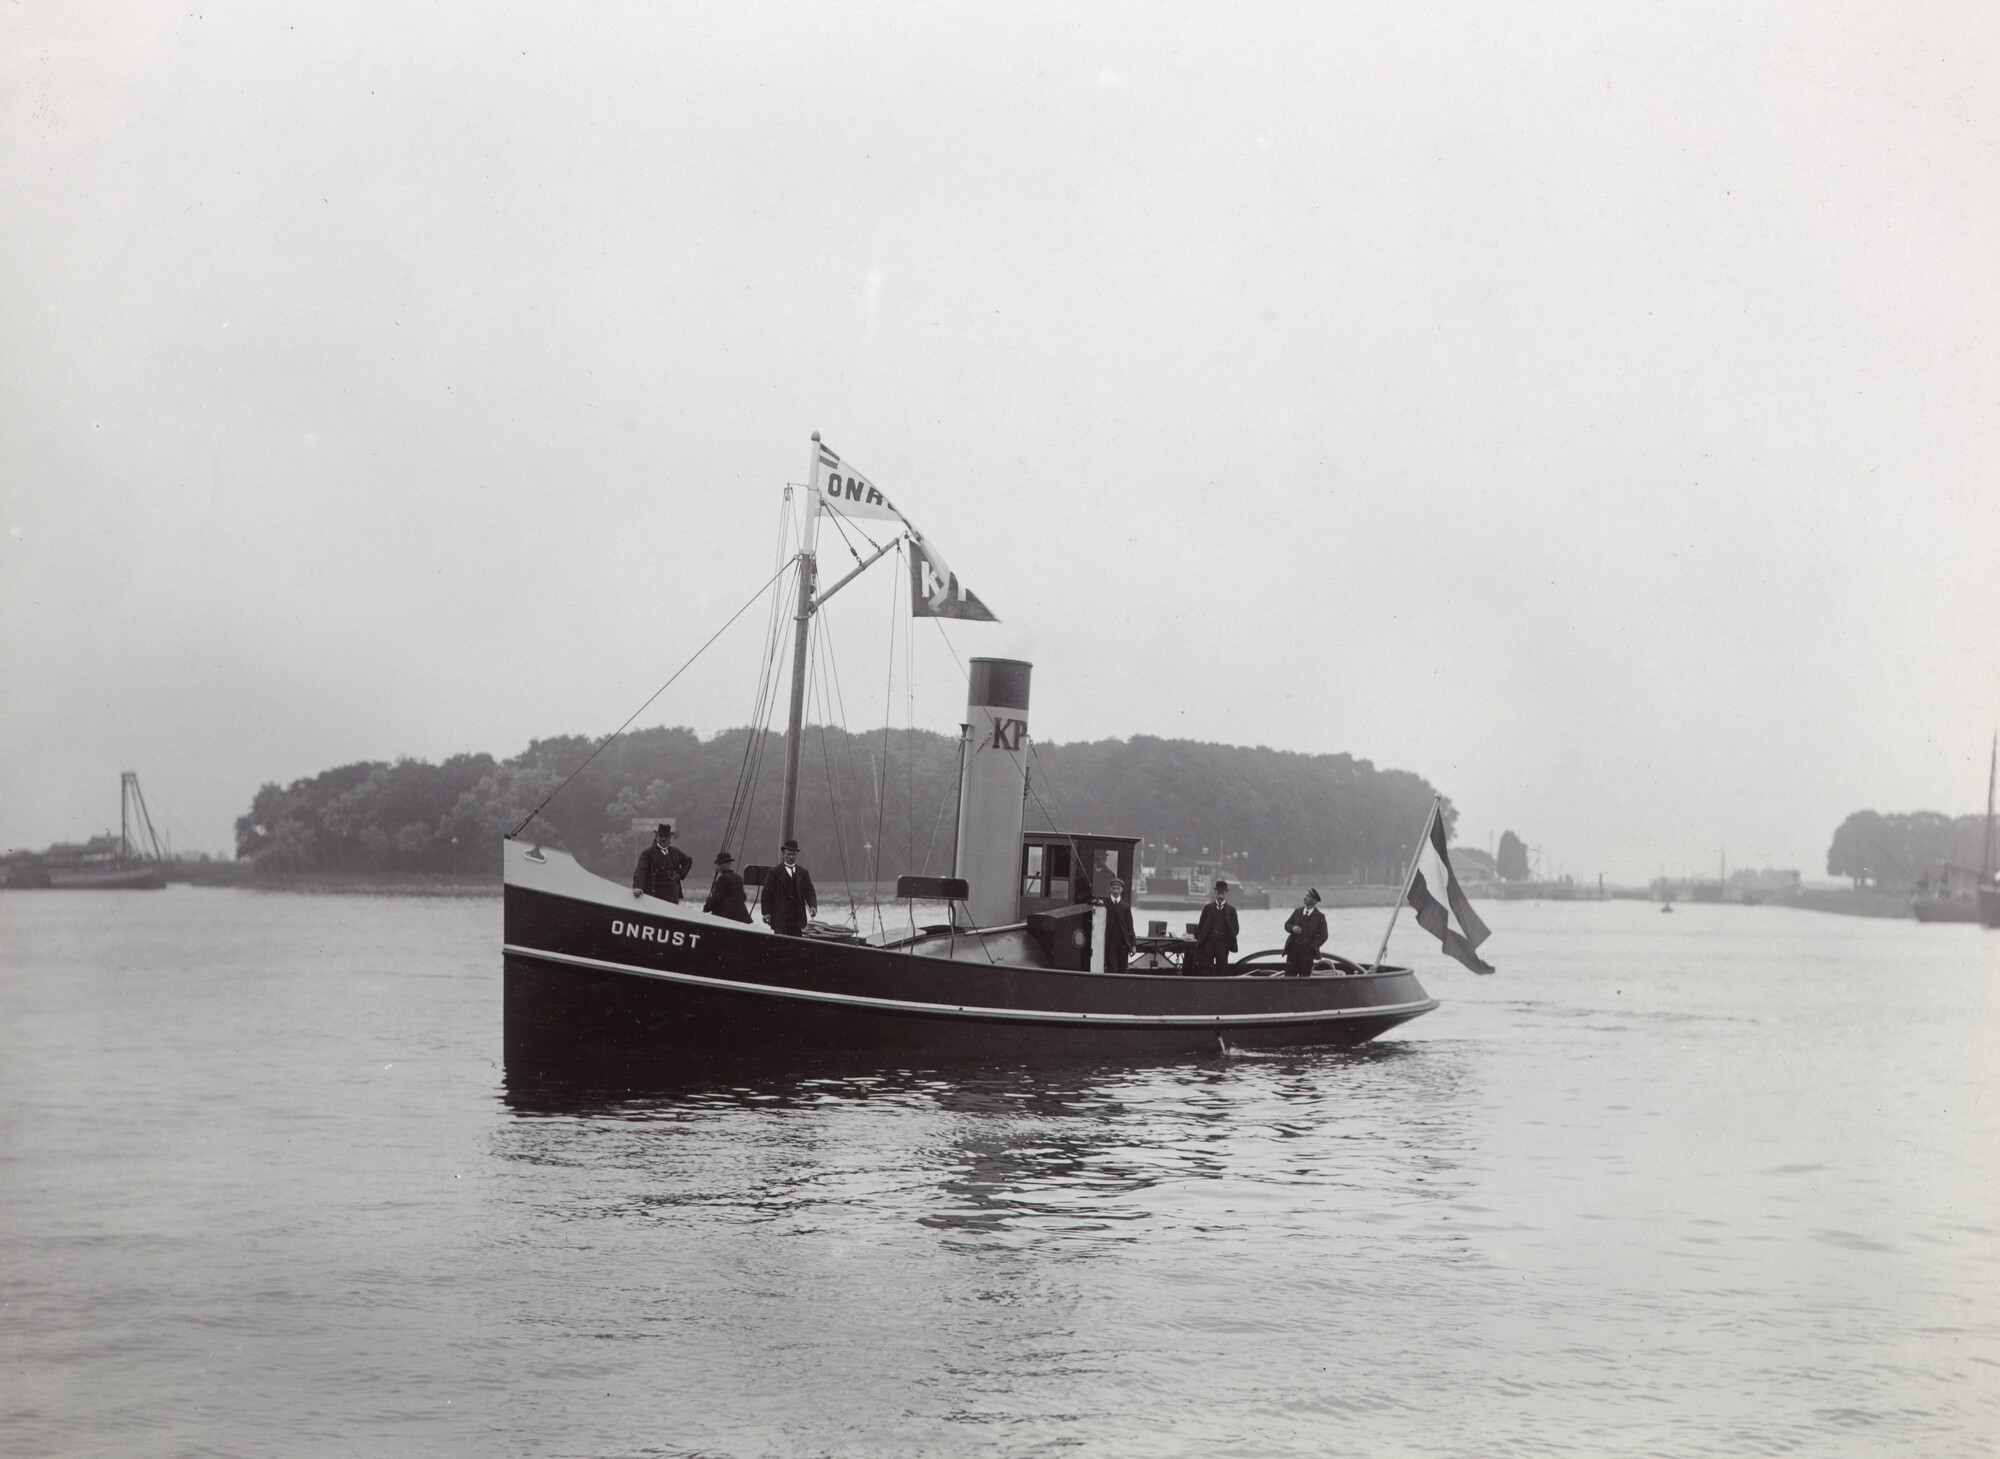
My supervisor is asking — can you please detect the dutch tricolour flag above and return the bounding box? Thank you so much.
[1407,802,1496,975]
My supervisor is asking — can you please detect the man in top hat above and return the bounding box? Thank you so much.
[761,838,818,936]
[1102,876,1136,973]
[703,850,751,923]
[1283,887,1328,977]
[631,822,693,902]
[1188,879,1239,975]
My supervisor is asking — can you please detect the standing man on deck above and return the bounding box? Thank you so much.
[1103,877,1136,973]
[762,838,818,936]
[703,850,751,923]
[1283,888,1328,977]
[1188,879,1239,975]
[631,822,693,902]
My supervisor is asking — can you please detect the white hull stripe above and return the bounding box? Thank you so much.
[503,943,1438,1027]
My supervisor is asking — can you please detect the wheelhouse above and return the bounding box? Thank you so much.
[1018,832,1139,921]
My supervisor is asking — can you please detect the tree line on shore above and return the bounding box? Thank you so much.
[233,727,1463,887]
[1825,810,1994,888]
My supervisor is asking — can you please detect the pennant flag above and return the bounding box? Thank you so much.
[813,440,996,619]
[1408,807,1496,974]
[908,539,999,621]
[813,443,907,525]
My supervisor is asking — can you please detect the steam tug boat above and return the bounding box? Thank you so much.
[503,440,1438,1071]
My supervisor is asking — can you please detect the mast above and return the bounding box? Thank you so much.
[1984,732,1997,883]
[949,722,971,881]
[1371,797,1439,970]
[777,434,824,851]
[119,772,164,861]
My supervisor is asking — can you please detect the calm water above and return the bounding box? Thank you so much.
[3,888,1997,1458]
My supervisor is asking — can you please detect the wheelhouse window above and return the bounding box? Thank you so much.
[1020,844,1043,899]
[1021,842,1071,900]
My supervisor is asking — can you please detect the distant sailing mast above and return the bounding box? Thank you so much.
[1984,733,1997,888]
[120,772,165,863]
[1976,733,2000,930]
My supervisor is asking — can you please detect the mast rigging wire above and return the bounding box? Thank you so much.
[818,504,886,572]
[901,542,918,877]
[812,681,855,923]
[1021,739,1094,903]
[872,544,899,897]
[807,599,890,933]
[507,554,799,841]
[722,493,806,855]
[917,767,957,876]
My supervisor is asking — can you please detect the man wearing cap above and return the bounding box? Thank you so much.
[761,838,818,936]
[1102,877,1136,973]
[703,850,751,923]
[631,822,693,902]
[1283,888,1328,977]
[1188,879,1239,975]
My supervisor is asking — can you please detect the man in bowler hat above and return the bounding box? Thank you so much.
[703,850,751,923]
[1188,879,1239,975]
[761,838,818,936]
[1283,888,1328,977]
[631,822,693,902]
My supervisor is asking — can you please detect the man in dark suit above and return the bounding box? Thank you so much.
[761,838,818,936]
[703,850,751,923]
[1102,877,1136,972]
[631,823,693,902]
[1188,879,1239,975]
[1283,887,1328,977]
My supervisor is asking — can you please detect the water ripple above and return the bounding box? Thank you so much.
[3,892,1999,1456]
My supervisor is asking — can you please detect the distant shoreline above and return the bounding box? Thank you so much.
[160,865,501,897]
[148,866,1927,920]
[1766,887,1917,920]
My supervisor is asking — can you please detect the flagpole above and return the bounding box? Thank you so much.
[1371,796,1440,971]
[778,433,824,852]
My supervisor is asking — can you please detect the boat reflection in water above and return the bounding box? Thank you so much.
[502,1022,1432,1116]
[500,977,1435,1114]
[494,1023,1482,1386]
[497,1032,1467,1229]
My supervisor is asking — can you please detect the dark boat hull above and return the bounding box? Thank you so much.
[1912,897,1981,924]
[504,950,1431,1061]
[50,865,165,890]
[502,842,1437,1070]
[4,863,166,890]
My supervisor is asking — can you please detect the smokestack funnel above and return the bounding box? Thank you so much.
[955,658,1031,928]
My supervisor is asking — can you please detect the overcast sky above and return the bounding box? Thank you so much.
[4,1,1996,882]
